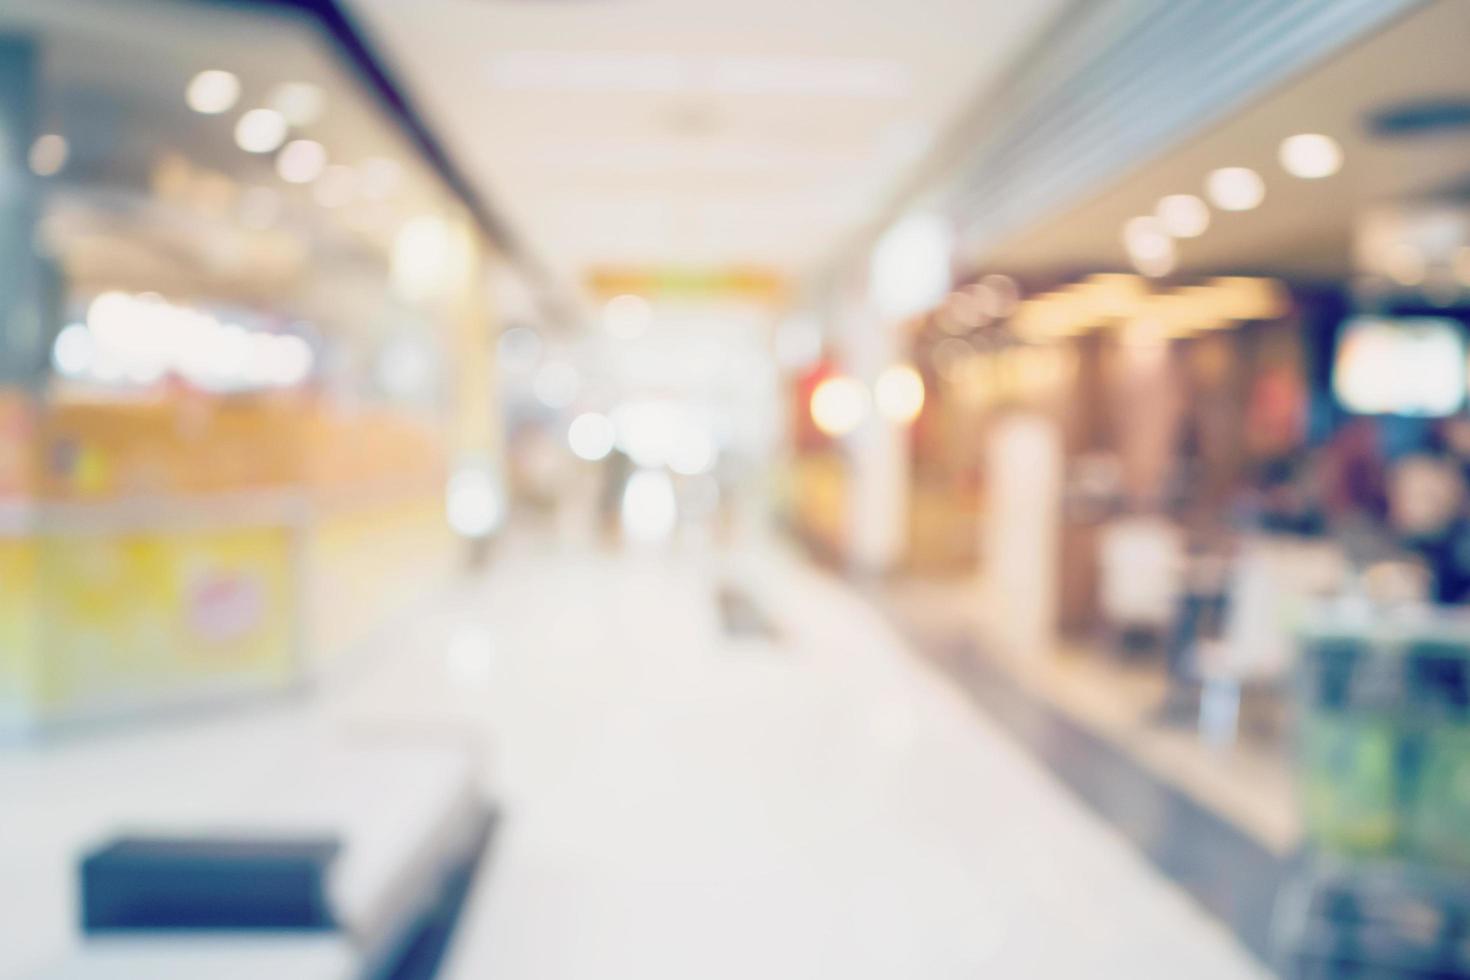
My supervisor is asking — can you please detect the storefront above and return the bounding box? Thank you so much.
[793,2,1470,968]
[0,0,510,733]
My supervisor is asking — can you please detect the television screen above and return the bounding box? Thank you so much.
[1333,316,1466,417]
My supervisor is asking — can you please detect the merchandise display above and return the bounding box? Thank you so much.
[1282,612,1470,975]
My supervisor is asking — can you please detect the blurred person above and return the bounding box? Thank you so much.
[1391,423,1470,603]
[1317,418,1391,562]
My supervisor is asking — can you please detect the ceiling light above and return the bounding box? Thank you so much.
[1155,194,1210,238]
[1205,167,1265,211]
[269,82,324,126]
[186,70,240,114]
[276,139,326,183]
[704,55,908,98]
[1122,216,1169,256]
[1134,250,1177,278]
[234,108,288,153]
[28,134,68,176]
[1122,218,1177,278]
[1279,133,1342,179]
[1122,216,1176,276]
[489,51,684,93]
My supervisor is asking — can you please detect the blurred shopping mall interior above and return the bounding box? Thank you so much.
[3,0,1470,977]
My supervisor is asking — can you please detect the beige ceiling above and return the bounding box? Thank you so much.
[981,0,1470,284]
[346,0,1065,293]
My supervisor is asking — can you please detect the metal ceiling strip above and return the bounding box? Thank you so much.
[944,0,1425,265]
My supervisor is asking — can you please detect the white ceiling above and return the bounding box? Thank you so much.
[346,0,1065,295]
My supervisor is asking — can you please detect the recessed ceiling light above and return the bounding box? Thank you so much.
[1155,194,1210,238]
[235,108,288,153]
[1122,216,1168,255]
[186,70,240,114]
[1205,166,1265,211]
[1122,216,1176,277]
[1279,133,1342,179]
[276,139,327,183]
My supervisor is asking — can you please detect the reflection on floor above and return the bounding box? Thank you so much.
[438,533,1266,978]
[894,617,1290,964]
[888,578,1299,855]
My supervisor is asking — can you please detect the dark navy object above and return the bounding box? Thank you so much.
[80,836,341,932]
[1367,98,1470,138]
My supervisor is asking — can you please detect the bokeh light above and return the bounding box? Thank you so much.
[568,412,615,461]
[276,139,327,184]
[1205,166,1265,211]
[1278,133,1342,179]
[1155,194,1210,238]
[810,375,869,437]
[874,363,925,423]
[185,69,240,114]
[234,108,288,153]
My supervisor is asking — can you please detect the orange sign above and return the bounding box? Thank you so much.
[587,267,787,304]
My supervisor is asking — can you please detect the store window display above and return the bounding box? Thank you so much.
[0,0,499,733]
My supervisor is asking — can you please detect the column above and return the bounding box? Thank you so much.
[843,291,910,575]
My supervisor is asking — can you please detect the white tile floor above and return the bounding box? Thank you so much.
[432,535,1268,979]
[0,531,1270,978]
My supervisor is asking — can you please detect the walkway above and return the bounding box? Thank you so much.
[436,534,1267,978]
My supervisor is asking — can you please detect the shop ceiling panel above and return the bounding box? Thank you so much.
[947,0,1424,266]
